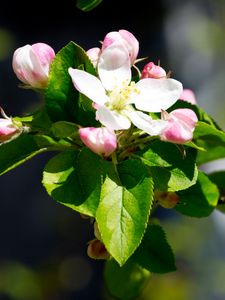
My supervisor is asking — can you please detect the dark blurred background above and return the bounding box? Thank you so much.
[1,0,225,299]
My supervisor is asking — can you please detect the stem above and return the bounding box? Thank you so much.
[111,151,121,184]
[118,135,157,160]
[132,64,142,78]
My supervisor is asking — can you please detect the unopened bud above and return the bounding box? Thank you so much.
[141,62,167,79]
[102,30,139,65]
[87,239,110,260]
[12,42,55,89]
[79,127,117,157]
[0,117,20,143]
[160,108,198,144]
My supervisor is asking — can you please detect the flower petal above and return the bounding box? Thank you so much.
[128,111,167,135]
[31,43,55,76]
[133,78,183,112]
[180,89,196,105]
[96,106,131,130]
[13,45,39,86]
[68,68,108,106]
[98,42,131,91]
[119,29,139,65]
[160,108,198,144]
[169,108,198,129]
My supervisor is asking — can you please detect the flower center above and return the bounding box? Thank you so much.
[106,81,140,111]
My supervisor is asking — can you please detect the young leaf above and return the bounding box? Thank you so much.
[104,259,149,300]
[194,122,225,165]
[42,148,105,217]
[209,171,225,214]
[0,134,46,176]
[50,121,78,138]
[96,159,154,266]
[132,224,176,274]
[45,41,97,125]
[138,140,198,192]
[15,108,52,132]
[175,171,219,217]
[76,0,103,11]
[33,135,73,150]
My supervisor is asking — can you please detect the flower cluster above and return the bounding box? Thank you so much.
[72,29,198,154]
[0,29,204,266]
[1,27,225,300]
[1,30,198,156]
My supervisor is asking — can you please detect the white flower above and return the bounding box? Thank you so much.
[69,42,183,136]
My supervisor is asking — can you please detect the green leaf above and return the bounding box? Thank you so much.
[15,108,52,132]
[209,171,225,214]
[138,140,198,191]
[50,121,78,138]
[184,141,206,151]
[76,0,103,11]
[42,149,106,217]
[96,159,154,266]
[45,41,97,125]
[104,259,149,300]
[194,122,225,164]
[209,171,225,189]
[33,135,73,150]
[175,171,219,217]
[132,224,176,274]
[0,134,45,176]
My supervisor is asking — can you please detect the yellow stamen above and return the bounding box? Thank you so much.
[106,81,140,111]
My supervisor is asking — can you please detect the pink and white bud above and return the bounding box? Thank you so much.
[12,42,55,88]
[179,89,197,105]
[160,108,198,144]
[102,29,139,65]
[87,239,110,260]
[0,118,19,142]
[86,47,101,67]
[79,127,117,157]
[141,62,167,79]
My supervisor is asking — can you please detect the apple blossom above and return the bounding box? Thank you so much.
[180,89,197,105]
[79,127,117,157]
[69,42,183,136]
[102,29,139,65]
[0,118,19,143]
[160,108,198,144]
[141,62,167,79]
[12,42,55,88]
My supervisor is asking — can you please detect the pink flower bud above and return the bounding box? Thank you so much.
[141,62,167,79]
[0,118,19,142]
[12,43,55,88]
[86,47,101,67]
[179,89,197,105]
[155,191,179,209]
[79,127,117,157]
[160,108,198,144]
[87,239,110,260]
[102,29,139,65]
